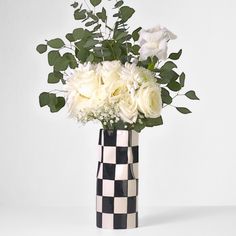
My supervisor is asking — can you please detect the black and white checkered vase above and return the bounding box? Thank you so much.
[96,129,139,229]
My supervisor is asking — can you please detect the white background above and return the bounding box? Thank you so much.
[0,0,236,209]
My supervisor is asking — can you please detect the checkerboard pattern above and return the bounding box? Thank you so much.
[96,129,139,229]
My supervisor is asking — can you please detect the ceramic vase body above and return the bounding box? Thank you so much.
[96,129,139,229]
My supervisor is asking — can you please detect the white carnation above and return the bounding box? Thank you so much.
[66,63,103,121]
[139,25,177,61]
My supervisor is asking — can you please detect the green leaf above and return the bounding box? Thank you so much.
[133,122,145,133]
[84,38,99,48]
[63,53,78,69]
[86,53,95,62]
[161,87,170,96]
[115,1,124,8]
[85,21,97,27]
[119,6,135,22]
[115,31,128,41]
[161,88,172,105]
[185,90,200,100]
[93,24,102,32]
[48,71,63,84]
[113,44,122,58]
[47,38,65,49]
[66,33,75,42]
[156,77,169,84]
[144,116,163,127]
[94,47,112,58]
[169,49,182,60]
[71,2,79,8]
[52,97,65,112]
[90,0,102,7]
[36,44,47,54]
[76,48,90,63]
[48,94,65,113]
[160,70,179,83]
[167,81,182,92]
[162,95,172,105]
[74,9,86,20]
[54,56,69,71]
[179,72,185,87]
[132,27,142,41]
[73,28,85,40]
[87,11,98,21]
[176,107,192,114]
[132,45,140,55]
[39,93,65,112]
[97,8,107,23]
[48,50,60,66]
[161,61,177,71]
[39,92,49,107]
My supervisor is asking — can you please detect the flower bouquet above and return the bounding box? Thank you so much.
[37,0,199,229]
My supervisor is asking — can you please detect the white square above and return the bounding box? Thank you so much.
[115,164,128,180]
[96,196,102,213]
[127,147,133,163]
[127,213,136,228]
[131,131,139,146]
[97,163,103,179]
[103,180,114,197]
[102,213,114,229]
[103,147,116,164]
[133,163,138,179]
[128,180,137,197]
[98,146,102,162]
[116,130,129,147]
[114,197,128,214]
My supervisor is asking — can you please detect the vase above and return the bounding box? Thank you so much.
[96,129,139,229]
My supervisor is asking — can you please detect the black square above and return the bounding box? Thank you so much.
[98,129,103,145]
[96,212,102,228]
[97,179,103,196]
[116,147,128,164]
[115,180,128,197]
[114,214,127,229]
[132,146,139,163]
[103,163,116,180]
[96,162,101,177]
[136,179,139,195]
[103,130,117,146]
[128,164,134,180]
[128,197,136,213]
[102,197,114,213]
[101,146,104,163]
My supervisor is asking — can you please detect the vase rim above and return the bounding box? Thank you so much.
[100,129,137,132]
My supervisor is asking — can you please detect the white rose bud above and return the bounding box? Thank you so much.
[139,25,177,61]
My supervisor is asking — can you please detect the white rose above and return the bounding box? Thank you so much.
[137,82,162,118]
[119,94,138,124]
[106,79,127,103]
[97,60,122,85]
[139,25,177,61]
